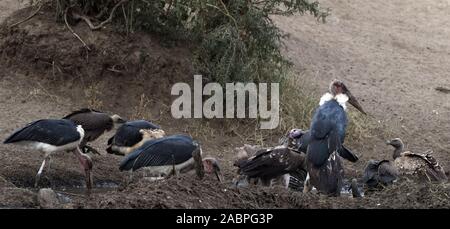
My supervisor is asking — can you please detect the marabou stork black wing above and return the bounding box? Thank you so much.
[338,145,359,162]
[3,119,80,146]
[119,135,196,171]
[307,101,347,167]
[293,130,357,162]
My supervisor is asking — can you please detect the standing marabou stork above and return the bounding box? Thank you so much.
[106,120,162,156]
[303,80,366,196]
[386,138,447,182]
[119,135,223,182]
[63,108,126,154]
[3,119,93,189]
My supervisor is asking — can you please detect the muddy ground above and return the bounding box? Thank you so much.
[0,1,449,208]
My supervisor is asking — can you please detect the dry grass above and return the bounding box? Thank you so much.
[83,82,103,109]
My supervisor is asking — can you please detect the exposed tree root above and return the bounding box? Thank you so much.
[72,0,128,31]
[64,8,91,51]
[9,3,43,28]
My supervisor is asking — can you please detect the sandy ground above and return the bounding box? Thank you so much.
[273,0,450,165]
[0,0,449,208]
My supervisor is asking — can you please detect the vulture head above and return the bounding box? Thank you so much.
[111,114,127,125]
[386,138,405,159]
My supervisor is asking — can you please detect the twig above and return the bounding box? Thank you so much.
[56,191,87,198]
[164,0,174,16]
[64,8,91,51]
[73,0,128,30]
[107,66,122,73]
[121,4,129,35]
[435,86,450,94]
[9,3,43,28]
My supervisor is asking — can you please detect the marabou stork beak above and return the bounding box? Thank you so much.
[347,91,367,115]
[213,162,224,183]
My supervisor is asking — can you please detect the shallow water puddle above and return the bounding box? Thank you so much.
[54,181,120,202]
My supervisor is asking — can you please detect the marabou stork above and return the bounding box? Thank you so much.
[304,79,366,196]
[3,119,93,190]
[119,135,223,182]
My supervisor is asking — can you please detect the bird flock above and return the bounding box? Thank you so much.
[2,79,448,198]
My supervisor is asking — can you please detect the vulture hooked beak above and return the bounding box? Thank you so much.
[117,118,127,124]
[286,129,305,148]
[347,90,366,115]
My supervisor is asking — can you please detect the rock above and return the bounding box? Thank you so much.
[0,188,37,208]
[0,176,15,188]
[38,188,61,209]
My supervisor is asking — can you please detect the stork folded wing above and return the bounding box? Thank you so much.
[119,135,196,171]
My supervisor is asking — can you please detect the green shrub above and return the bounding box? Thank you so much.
[45,0,327,85]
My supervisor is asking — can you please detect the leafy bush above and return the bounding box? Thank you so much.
[46,0,328,85]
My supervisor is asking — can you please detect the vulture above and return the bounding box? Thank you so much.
[106,120,163,156]
[63,108,126,154]
[362,159,399,189]
[234,145,307,189]
[387,138,447,182]
[350,178,363,198]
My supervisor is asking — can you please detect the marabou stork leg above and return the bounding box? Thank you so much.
[35,152,51,188]
[127,170,134,184]
[261,178,271,187]
[303,173,313,193]
[72,147,93,192]
[283,174,290,189]
[192,147,205,180]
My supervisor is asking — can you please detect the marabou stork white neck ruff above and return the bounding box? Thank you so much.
[319,92,349,110]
